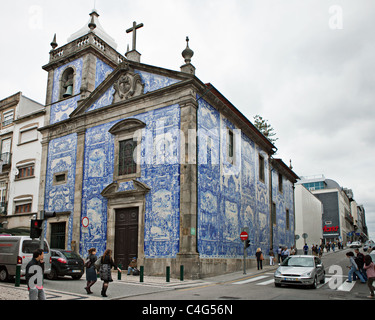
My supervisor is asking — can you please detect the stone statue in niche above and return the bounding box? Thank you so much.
[113,68,145,103]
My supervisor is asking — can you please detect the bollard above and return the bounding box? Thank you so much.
[180,265,184,281]
[15,264,21,287]
[118,264,122,280]
[166,266,170,282]
[140,266,144,282]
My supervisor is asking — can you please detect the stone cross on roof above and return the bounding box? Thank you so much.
[126,21,144,51]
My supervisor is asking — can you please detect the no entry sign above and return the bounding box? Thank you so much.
[240,231,249,241]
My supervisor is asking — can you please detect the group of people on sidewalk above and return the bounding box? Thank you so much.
[25,247,138,300]
[345,248,375,299]
[84,248,138,297]
[255,246,297,270]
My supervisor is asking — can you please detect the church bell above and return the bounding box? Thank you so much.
[63,85,73,98]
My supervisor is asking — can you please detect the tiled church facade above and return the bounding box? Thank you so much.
[38,11,298,278]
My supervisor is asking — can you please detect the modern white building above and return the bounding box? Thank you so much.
[297,175,367,244]
[294,184,323,251]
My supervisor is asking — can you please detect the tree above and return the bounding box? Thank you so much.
[253,115,278,144]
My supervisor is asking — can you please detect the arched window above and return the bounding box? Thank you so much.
[60,67,75,99]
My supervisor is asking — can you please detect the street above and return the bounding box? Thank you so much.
[0,248,372,302]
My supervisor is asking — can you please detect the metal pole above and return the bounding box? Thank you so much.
[180,265,184,281]
[166,266,170,282]
[140,266,144,283]
[243,241,246,275]
[39,211,45,250]
[118,264,122,280]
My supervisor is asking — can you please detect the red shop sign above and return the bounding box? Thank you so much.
[323,225,339,232]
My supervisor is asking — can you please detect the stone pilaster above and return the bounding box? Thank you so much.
[177,99,200,279]
[71,129,86,252]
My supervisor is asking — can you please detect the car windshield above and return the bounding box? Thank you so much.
[281,256,314,267]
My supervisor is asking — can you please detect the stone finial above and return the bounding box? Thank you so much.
[88,14,97,31]
[50,33,58,50]
[182,36,194,64]
[181,36,195,75]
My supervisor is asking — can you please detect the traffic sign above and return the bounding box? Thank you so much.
[240,231,249,241]
[82,217,89,228]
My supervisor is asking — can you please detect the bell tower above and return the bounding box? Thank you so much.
[42,9,125,125]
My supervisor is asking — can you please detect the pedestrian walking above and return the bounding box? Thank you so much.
[363,255,375,299]
[26,248,46,300]
[255,248,264,270]
[84,247,97,294]
[98,249,121,297]
[269,247,275,266]
[346,251,366,283]
[354,249,367,281]
[277,246,282,263]
[303,243,309,255]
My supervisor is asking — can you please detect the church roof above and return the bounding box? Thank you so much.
[67,9,118,49]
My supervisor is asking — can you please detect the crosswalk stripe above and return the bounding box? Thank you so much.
[234,275,268,285]
[256,279,275,286]
[336,281,356,292]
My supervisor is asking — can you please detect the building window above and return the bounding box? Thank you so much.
[118,139,137,176]
[16,164,35,180]
[259,154,265,182]
[15,203,32,214]
[228,130,234,159]
[2,110,14,127]
[53,172,68,185]
[19,125,38,145]
[109,118,145,181]
[286,209,290,230]
[272,202,276,226]
[278,173,283,193]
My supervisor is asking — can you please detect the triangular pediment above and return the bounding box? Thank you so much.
[101,180,151,199]
[70,61,187,118]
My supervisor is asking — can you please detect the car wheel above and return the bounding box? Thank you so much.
[0,267,9,282]
[72,275,82,280]
[47,267,58,280]
[311,276,318,289]
[320,272,326,284]
[274,282,281,287]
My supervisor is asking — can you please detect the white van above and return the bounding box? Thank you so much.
[0,236,51,282]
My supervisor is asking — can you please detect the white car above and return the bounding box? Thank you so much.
[348,241,362,248]
[274,255,325,289]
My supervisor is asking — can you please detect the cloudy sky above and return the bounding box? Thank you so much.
[1,1,374,239]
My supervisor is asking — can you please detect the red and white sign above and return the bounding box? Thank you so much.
[323,225,339,233]
[82,217,90,228]
[240,231,249,241]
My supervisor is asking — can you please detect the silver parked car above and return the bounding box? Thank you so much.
[274,255,325,289]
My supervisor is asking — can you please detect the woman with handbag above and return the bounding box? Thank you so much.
[99,249,122,297]
[84,248,97,294]
[255,248,264,270]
